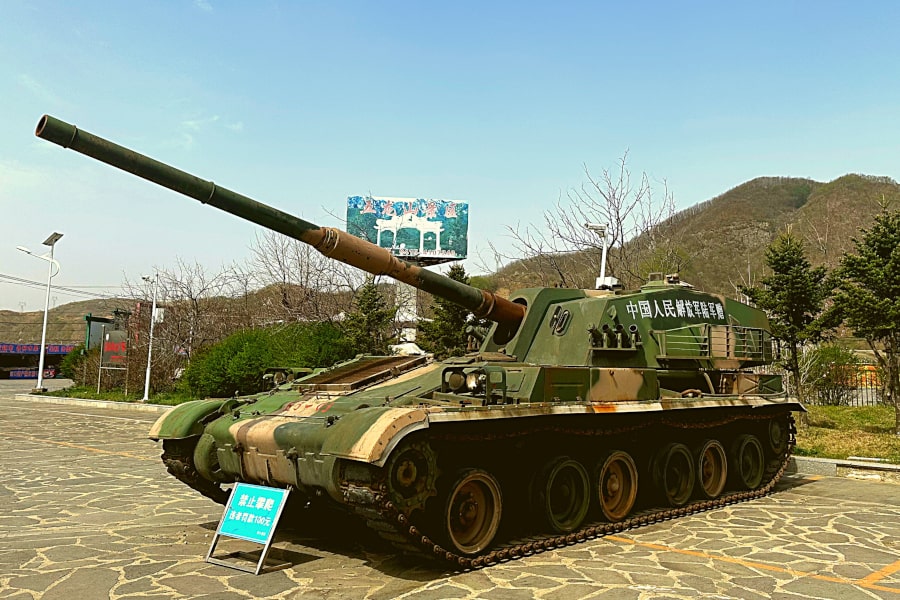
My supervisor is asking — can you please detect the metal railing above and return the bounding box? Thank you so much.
[656,324,771,363]
[804,364,885,406]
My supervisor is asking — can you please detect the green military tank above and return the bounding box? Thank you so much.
[36,115,801,568]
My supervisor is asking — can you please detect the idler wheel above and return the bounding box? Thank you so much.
[652,443,695,507]
[596,450,639,522]
[442,469,502,556]
[385,440,437,514]
[694,439,728,499]
[731,435,765,489]
[533,457,591,534]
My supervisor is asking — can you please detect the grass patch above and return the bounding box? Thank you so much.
[43,385,195,406]
[795,405,900,464]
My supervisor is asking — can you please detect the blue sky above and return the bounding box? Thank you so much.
[2,1,900,312]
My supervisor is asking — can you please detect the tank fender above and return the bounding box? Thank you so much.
[320,406,429,467]
[148,399,228,440]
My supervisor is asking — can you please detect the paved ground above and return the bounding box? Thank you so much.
[1,384,899,599]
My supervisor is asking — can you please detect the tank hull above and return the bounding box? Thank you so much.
[151,356,800,565]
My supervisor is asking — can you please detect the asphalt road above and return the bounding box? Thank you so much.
[1,388,899,599]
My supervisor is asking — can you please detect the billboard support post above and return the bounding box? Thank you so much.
[347,196,469,343]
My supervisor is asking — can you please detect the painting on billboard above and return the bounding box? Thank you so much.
[347,196,468,265]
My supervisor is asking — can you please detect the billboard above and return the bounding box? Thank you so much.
[0,343,75,355]
[347,196,468,265]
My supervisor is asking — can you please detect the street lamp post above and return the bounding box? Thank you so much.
[17,232,63,392]
[141,272,159,402]
[584,223,609,289]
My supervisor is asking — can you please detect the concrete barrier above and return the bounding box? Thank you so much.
[14,393,171,414]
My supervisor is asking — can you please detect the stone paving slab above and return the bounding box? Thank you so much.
[1,393,899,599]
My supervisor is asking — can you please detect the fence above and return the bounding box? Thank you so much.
[804,364,884,407]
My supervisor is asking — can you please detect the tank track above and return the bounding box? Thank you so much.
[343,411,796,570]
[161,439,230,505]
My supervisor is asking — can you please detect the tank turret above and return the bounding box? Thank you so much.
[35,115,801,569]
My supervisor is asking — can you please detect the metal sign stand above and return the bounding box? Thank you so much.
[96,325,128,393]
[206,483,291,575]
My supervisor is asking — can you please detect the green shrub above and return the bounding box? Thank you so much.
[182,329,275,398]
[805,344,861,405]
[59,344,86,379]
[181,322,356,399]
[269,322,354,367]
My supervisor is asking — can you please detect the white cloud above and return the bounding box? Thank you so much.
[181,115,221,131]
[194,0,213,13]
[179,132,195,151]
[18,75,64,106]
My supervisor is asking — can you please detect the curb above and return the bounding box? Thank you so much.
[11,394,900,484]
[14,393,172,414]
[788,455,900,484]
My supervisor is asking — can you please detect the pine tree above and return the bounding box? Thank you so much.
[831,207,900,433]
[742,231,832,400]
[341,280,396,355]
[418,264,480,359]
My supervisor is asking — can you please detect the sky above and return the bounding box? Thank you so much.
[2,1,900,313]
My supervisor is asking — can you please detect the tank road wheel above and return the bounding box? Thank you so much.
[767,416,789,455]
[443,469,502,556]
[731,434,765,489]
[652,443,695,507]
[534,457,591,533]
[695,440,728,499]
[596,451,638,522]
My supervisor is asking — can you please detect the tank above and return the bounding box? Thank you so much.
[36,115,802,568]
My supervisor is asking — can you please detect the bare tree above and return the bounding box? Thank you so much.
[118,259,240,393]
[492,153,682,290]
[156,258,243,357]
[241,231,364,323]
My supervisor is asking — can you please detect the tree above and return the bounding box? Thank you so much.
[341,280,396,355]
[742,230,832,400]
[418,264,479,359]
[123,258,244,395]
[242,231,362,324]
[492,153,684,289]
[831,207,900,433]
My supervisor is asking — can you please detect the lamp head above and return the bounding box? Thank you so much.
[16,246,31,254]
[42,232,63,247]
[584,223,608,235]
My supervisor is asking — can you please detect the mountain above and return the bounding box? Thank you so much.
[0,298,134,344]
[494,174,900,297]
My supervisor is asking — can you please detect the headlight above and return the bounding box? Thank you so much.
[447,369,467,393]
[466,371,486,394]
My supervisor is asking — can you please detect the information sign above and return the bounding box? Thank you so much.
[101,330,127,367]
[206,482,290,574]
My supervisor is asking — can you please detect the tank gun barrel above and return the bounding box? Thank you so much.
[35,115,525,327]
